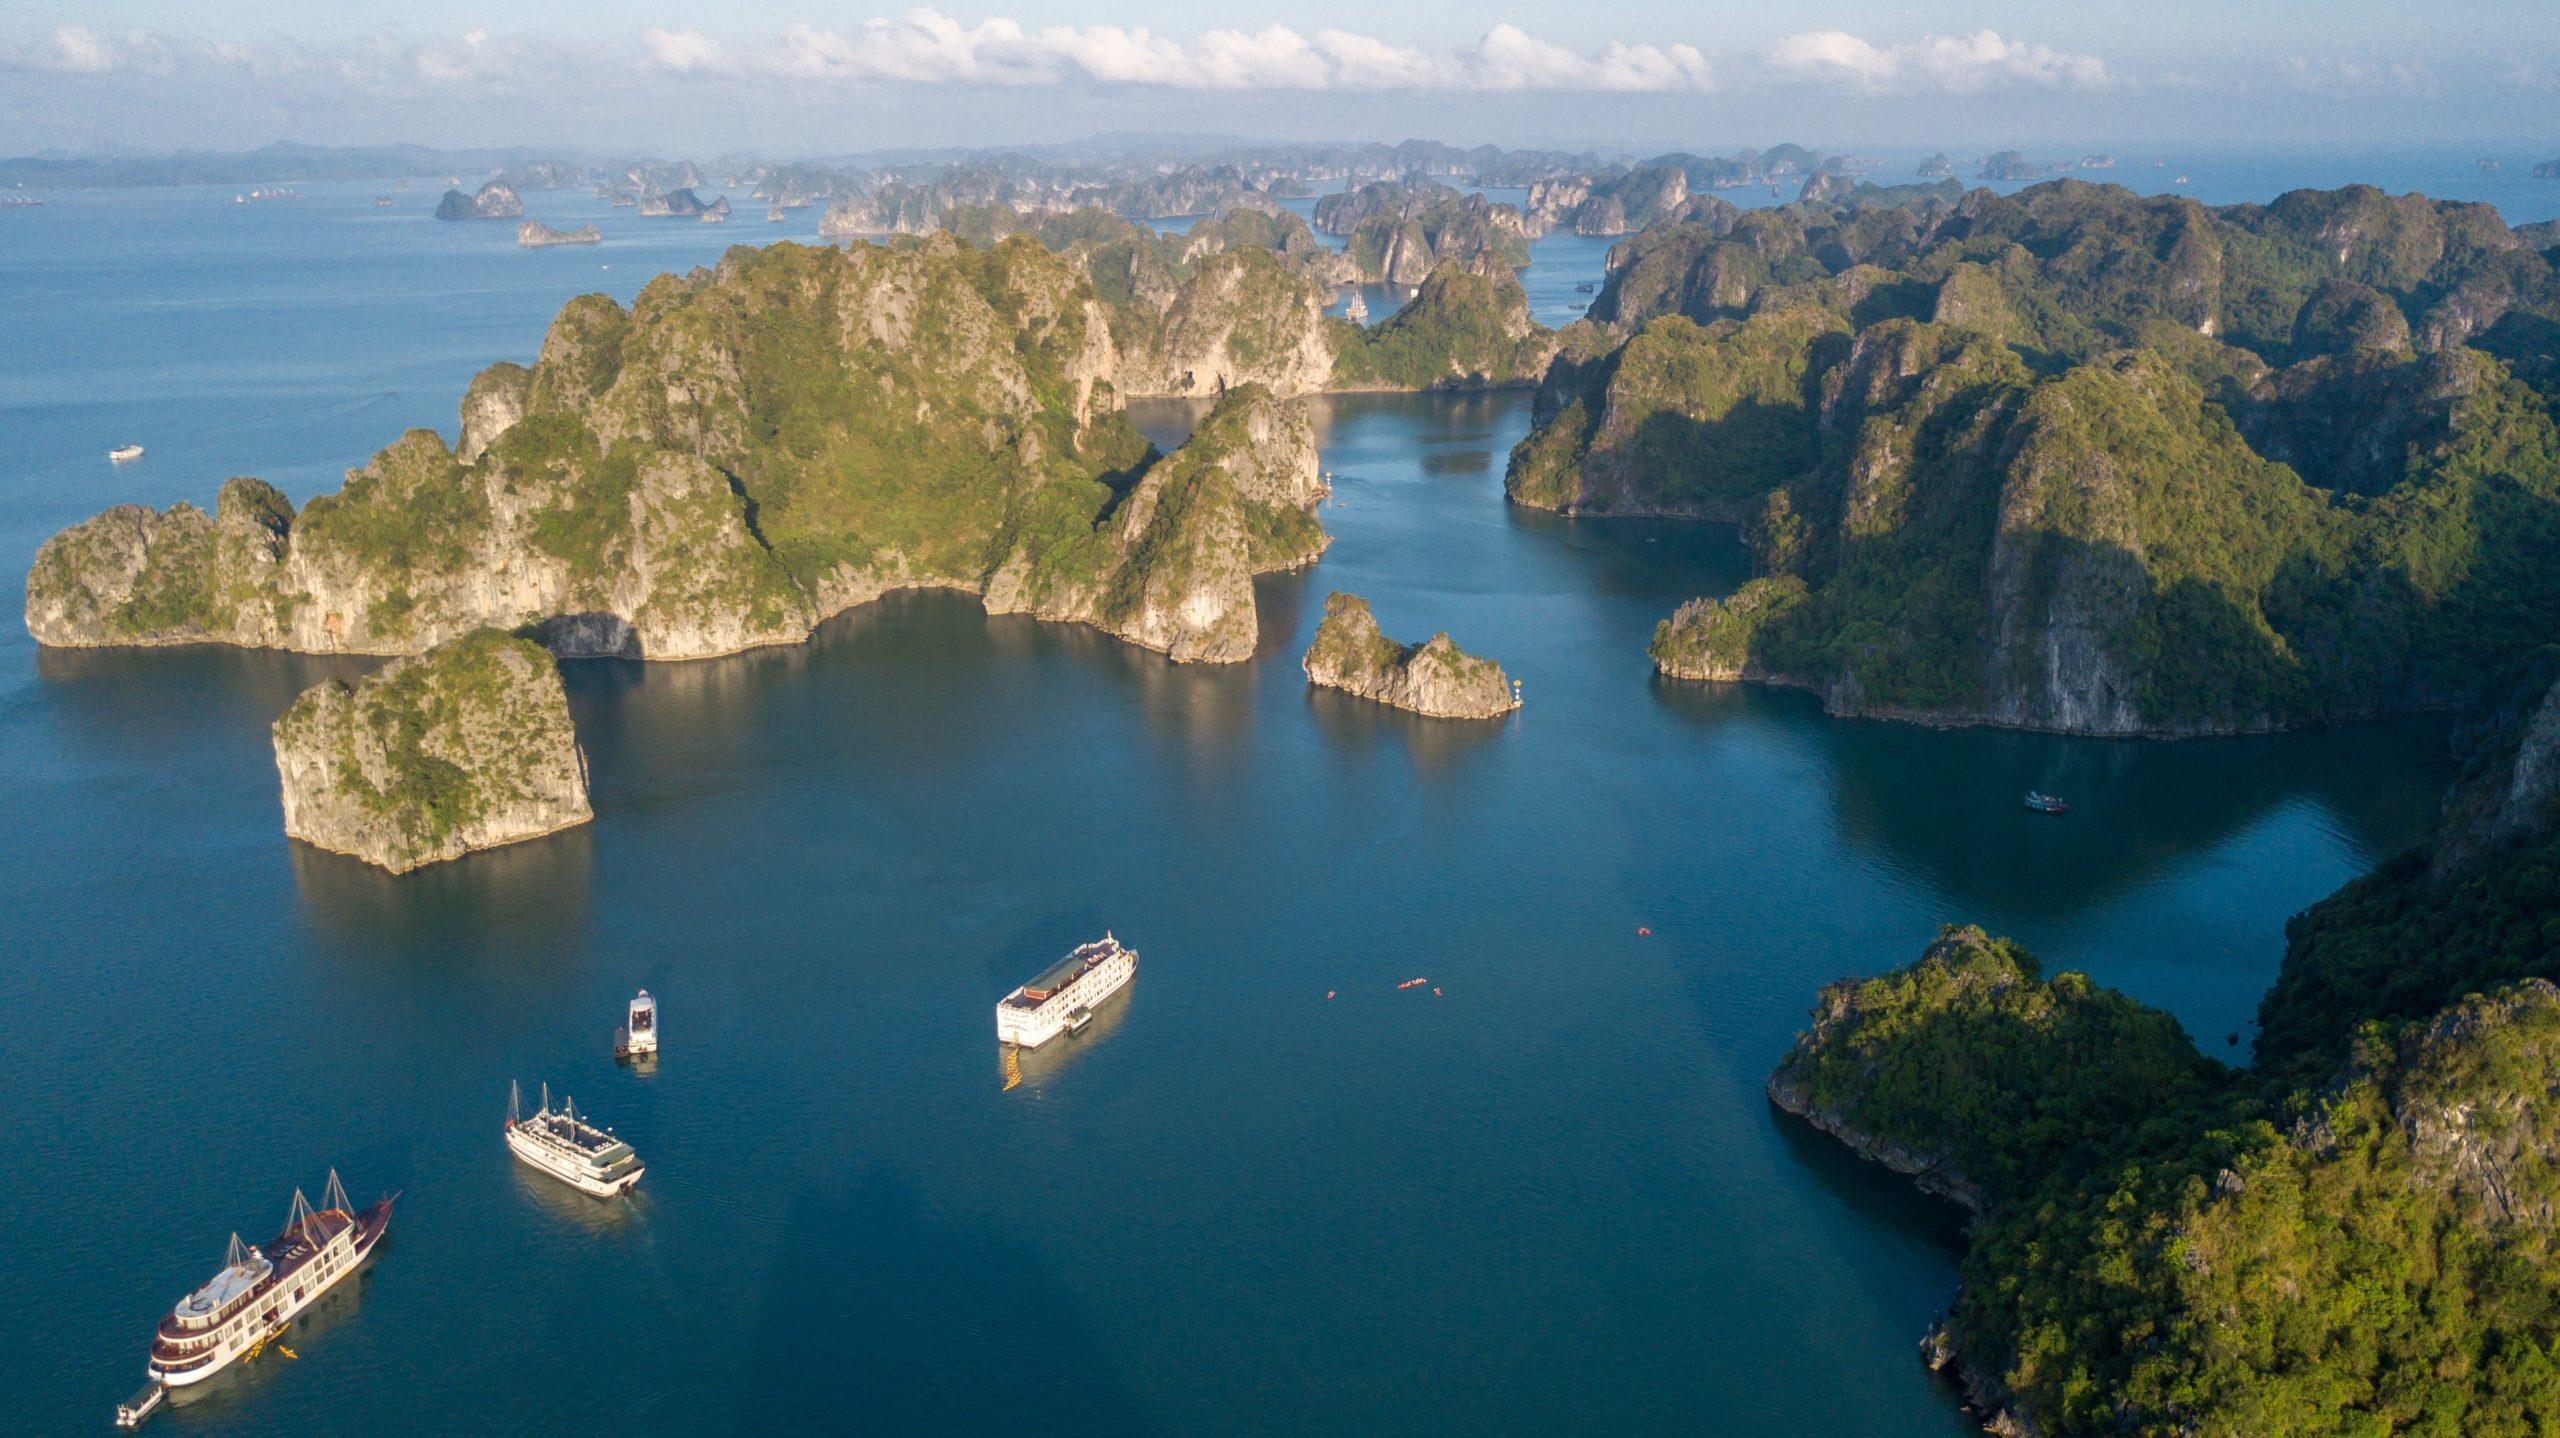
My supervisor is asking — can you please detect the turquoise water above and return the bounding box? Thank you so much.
[0,178,2461,1434]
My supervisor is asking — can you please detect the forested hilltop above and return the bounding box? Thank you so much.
[1774,662,2560,1435]
[1512,179,2560,736]
[24,225,1549,665]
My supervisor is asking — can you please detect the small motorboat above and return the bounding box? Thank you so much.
[108,444,144,462]
[2024,791,2069,815]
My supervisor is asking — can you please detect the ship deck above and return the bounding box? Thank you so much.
[1006,941,1124,1007]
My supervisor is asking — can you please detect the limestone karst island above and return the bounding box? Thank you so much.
[9,3,2560,1434]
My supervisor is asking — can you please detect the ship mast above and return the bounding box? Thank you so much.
[324,1169,351,1217]
[509,1079,522,1126]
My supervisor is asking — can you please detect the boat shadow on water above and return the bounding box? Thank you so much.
[511,1162,651,1233]
[157,1265,378,1419]
[999,979,1138,1093]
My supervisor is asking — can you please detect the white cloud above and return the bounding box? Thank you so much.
[640,26,725,76]
[6,25,174,76]
[740,10,1717,92]
[1766,29,2109,93]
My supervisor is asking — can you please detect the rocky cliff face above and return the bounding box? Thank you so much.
[272,629,591,873]
[434,182,523,220]
[1514,185,2560,736]
[1013,384,1325,662]
[1300,592,1518,718]
[1112,247,1336,399]
[26,238,1331,667]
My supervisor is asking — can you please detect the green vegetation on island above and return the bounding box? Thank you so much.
[1775,672,2560,1434]
[26,237,1337,666]
[1301,591,1519,719]
[272,628,592,872]
[1514,180,2560,735]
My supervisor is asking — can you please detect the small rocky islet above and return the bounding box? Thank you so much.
[433,181,523,220]
[516,220,601,248]
[273,628,591,873]
[1301,593,1518,719]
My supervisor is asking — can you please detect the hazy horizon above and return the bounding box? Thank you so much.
[2,2,2554,157]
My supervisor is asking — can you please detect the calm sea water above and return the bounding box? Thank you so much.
[0,175,2466,1434]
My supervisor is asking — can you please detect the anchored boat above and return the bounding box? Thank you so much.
[506,1081,644,1197]
[613,989,658,1062]
[134,1171,391,1407]
[997,935,1137,1049]
[2024,790,2069,815]
[109,444,144,462]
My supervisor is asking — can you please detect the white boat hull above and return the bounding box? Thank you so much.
[147,1216,385,1388]
[997,950,1136,1048]
[507,1125,644,1197]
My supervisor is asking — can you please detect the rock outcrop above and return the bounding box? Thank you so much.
[434,181,523,220]
[272,629,591,872]
[638,187,724,218]
[516,220,601,247]
[1300,593,1518,718]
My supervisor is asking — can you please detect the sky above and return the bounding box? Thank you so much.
[0,2,2554,158]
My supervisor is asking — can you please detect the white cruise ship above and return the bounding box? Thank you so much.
[505,1082,644,1197]
[997,935,1137,1049]
[140,1172,391,1395]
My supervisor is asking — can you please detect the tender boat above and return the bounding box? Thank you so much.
[138,1172,391,1398]
[613,989,658,1062]
[109,444,144,462]
[997,935,1137,1049]
[2024,791,2069,815]
[505,1081,644,1197]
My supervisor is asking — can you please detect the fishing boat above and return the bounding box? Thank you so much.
[997,935,1137,1049]
[136,1172,391,1400]
[505,1081,644,1197]
[612,989,658,1062]
[2024,791,2069,815]
[109,444,144,462]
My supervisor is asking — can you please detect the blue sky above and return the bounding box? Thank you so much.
[2,2,2554,156]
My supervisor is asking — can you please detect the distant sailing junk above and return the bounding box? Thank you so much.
[997,934,1137,1050]
[124,1171,393,1423]
[1343,290,1370,324]
[506,1081,645,1198]
[613,990,658,1063]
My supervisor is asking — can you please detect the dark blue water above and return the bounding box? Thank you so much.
[0,177,2462,1434]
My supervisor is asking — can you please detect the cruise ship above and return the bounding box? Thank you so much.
[996,934,1138,1049]
[139,1172,391,1396]
[505,1081,645,1197]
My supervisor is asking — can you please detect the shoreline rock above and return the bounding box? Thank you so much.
[1301,592,1519,719]
[272,629,592,873]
